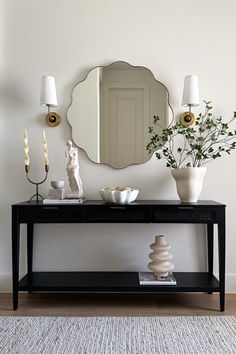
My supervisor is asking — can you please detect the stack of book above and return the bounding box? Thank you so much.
[43,197,86,204]
[139,272,177,285]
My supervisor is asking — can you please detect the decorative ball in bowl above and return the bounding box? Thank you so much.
[99,186,139,204]
[50,180,65,189]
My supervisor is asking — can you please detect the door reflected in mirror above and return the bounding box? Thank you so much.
[67,61,173,168]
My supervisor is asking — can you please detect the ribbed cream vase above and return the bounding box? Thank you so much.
[148,235,174,277]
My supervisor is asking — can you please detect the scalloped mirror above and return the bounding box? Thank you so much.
[67,61,173,168]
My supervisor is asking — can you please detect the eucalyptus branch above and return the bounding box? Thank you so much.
[147,101,236,169]
[178,135,190,167]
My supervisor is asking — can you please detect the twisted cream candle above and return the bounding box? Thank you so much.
[43,130,49,166]
[24,129,30,166]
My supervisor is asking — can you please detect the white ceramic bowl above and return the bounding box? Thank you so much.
[51,180,65,189]
[99,188,139,204]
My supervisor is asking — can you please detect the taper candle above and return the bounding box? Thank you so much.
[24,129,30,166]
[43,130,49,166]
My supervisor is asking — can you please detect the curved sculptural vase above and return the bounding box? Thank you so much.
[148,235,174,277]
[171,167,207,203]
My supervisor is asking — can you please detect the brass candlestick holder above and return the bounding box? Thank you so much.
[25,164,49,203]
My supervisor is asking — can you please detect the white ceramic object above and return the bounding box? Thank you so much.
[148,235,174,277]
[51,180,65,189]
[99,188,139,204]
[171,167,207,203]
[65,140,83,197]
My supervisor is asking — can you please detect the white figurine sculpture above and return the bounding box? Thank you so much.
[148,235,174,278]
[65,140,83,198]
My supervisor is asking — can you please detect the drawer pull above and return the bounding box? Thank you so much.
[42,207,59,210]
[178,206,194,210]
[110,206,126,210]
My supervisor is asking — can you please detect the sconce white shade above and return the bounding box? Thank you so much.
[182,75,199,107]
[40,76,58,107]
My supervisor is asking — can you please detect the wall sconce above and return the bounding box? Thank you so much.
[40,75,61,127]
[180,75,199,126]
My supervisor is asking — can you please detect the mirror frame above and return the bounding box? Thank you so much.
[67,61,174,168]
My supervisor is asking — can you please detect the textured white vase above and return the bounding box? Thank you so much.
[148,235,174,277]
[171,167,207,203]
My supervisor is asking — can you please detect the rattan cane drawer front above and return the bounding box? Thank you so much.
[18,205,85,223]
[87,205,150,223]
[152,206,216,223]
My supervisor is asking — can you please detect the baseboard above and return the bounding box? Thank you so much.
[225,274,236,293]
[0,274,12,293]
[1,274,236,293]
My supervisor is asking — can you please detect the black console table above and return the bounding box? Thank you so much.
[12,200,225,311]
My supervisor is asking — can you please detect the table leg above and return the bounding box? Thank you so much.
[207,223,214,294]
[218,214,225,312]
[27,223,34,293]
[207,223,214,275]
[12,208,20,310]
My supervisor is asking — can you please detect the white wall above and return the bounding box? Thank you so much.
[68,67,100,162]
[1,0,236,292]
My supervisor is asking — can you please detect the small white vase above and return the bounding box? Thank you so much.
[171,167,207,203]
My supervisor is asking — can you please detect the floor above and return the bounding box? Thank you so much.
[0,293,236,316]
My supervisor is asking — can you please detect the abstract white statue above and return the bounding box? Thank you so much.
[65,140,83,198]
[148,235,174,277]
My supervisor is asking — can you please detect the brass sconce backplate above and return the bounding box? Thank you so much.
[46,112,61,127]
[179,111,195,126]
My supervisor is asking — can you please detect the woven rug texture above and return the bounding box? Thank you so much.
[0,316,236,354]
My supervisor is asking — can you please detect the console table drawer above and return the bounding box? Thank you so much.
[87,205,150,222]
[152,207,217,223]
[18,206,85,223]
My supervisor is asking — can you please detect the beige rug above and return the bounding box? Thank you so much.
[0,316,236,353]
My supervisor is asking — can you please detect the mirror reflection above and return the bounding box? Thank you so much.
[67,61,173,168]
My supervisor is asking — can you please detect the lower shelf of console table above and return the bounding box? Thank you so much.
[18,272,220,293]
